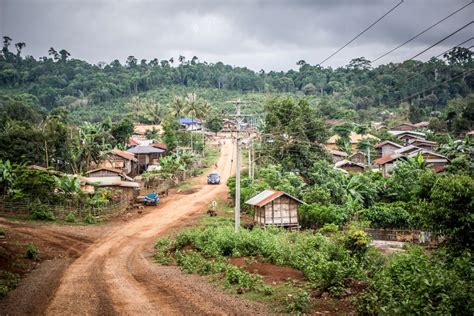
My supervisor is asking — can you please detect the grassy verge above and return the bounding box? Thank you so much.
[152,202,377,313]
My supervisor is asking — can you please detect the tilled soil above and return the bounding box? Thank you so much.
[1,141,270,315]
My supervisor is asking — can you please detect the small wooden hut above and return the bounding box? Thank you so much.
[245,190,304,229]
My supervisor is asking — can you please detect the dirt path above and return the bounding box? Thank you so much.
[38,140,267,315]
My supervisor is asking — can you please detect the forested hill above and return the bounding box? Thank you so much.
[0,36,473,124]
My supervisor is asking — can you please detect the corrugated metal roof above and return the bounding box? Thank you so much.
[127,146,165,154]
[374,140,403,149]
[245,189,305,207]
[86,167,123,175]
[373,154,404,165]
[112,148,137,161]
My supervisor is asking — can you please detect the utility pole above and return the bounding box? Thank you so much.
[234,99,241,232]
[248,139,252,179]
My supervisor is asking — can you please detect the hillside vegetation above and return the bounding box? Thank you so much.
[1,36,472,128]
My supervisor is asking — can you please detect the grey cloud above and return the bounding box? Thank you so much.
[0,0,472,71]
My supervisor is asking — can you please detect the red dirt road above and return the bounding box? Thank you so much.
[37,140,266,315]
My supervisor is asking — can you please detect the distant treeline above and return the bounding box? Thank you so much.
[0,36,472,113]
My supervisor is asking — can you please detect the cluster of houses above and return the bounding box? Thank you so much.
[326,122,449,176]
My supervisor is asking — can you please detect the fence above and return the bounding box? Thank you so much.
[365,228,433,244]
[0,195,129,221]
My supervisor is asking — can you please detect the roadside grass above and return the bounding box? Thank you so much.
[203,146,219,169]
[176,181,199,191]
[152,201,359,314]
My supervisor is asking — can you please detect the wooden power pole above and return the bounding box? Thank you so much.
[234,99,241,232]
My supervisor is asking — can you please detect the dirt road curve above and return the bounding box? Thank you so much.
[37,140,266,315]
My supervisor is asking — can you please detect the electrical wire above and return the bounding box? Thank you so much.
[318,0,404,66]
[409,21,473,60]
[403,38,473,82]
[372,1,473,63]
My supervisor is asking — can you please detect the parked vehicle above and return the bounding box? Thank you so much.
[207,172,221,185]
[143,193,160,206]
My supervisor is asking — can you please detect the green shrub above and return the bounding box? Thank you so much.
[0,227,6,236]
[0,270,20,298]
[83,212,96,224]
[299,203,350,229]
[64,212,76,223]
[171,225,367,294]
[225,265,263,292]
[29,204,55,221]
[360,202,412,229]
[26,242,39,260]
[284,290,311,313]
[319,223,339,235]
[175,251,224,275]
[344,228,371,258]
[355,246,473,315]
[153,251,173,265]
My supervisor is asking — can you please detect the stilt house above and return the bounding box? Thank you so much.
[245,190,304,229]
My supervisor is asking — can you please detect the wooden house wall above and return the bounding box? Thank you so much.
[350,153,366,164]
[377,144,400,158]
[88,170,120,177]
[254,196,299,227]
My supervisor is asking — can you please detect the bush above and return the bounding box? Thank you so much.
[26,242,39,260]
[30,204,55,221]
[0,227,6,236]
[359,202,412,229]
[284,290,312,313]
[0,270,20,298]
[171,225,367,294]
[355,246,473,315]
[319,223,339,235]
[83,212,96,224]
[299,203,350,229]
[421,174,474,251]
[225,264,263,292]
[64,212,76,223]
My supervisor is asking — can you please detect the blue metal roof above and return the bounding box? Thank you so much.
[178,117,201,125]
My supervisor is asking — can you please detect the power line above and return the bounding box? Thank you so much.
[436,37,474,58]
[372,1,473,63]
[394,68,473,105]
[318,0,404,66]
[409,21,473,60]
[404,37,473,82]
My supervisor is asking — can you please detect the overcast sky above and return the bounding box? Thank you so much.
[0,0,472,71]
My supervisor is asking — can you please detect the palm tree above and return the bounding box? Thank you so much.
[171,96,186,118]
[142,100,167,124]
[14,42,26,58]
[184,93,204,151]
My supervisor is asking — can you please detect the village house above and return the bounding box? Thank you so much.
[334,160,366,173]
[407,138,438,151]
[394,145,423,156]
[374,140,403,158]
[151,143,167,151]
[133,124,163,139]
[179,117,202,131]
[349,151,367,165]
[126,146,165,171]
[91,149,137,175]
[413,121,430,128]
[373,154,406,177]
[407,150,449,173]
[222,119,238,132]
[388,130,426,145]
[325,132,379,152]
[328,149,348,162]
[389,123,417,131]
[246,189,304,229]
[84,167,140,203]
